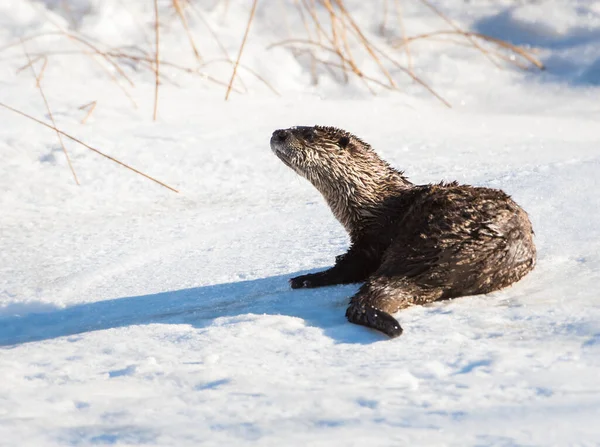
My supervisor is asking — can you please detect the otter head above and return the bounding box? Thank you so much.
[270,125,379,186]
[270,125,408,234]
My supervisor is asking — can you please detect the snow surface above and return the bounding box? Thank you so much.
[1,1,600,445]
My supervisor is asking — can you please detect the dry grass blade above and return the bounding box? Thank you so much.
[393,30,544,70]
[45,15,136,87]
[300,1,335,49]
[200,59,279,96]
[6,31,138,108]
[153,0,160,120]
[78,100,97,124]
[295,0,319,84]
[222,0,231,20]
[299,49,339,80]
[380,0,389,35]
[225,0,258,100]
[310,1,450,106]
[0,32,47,54]
[321,0,348,83]
[184,2,231,59]
[394,0,413,75]
[369,42,452,107]
[172,0,201,61]
[269,39,392,92]
[469,32,544,70]
[16,54,44,74]
[105,51,243,91]
[292,47,392,90]
[15,48,245,93]
[21,41,79,185]
[305,0,324,44]
[184,2,248,92]
[302,0,371,89]
[60,0,77,28]
[35,57,48,84]
[419,0,501,69]
[337,8,354,85]
[411,36,532,69]
[117,0,153,50]
[333,0,397,89]
[322,1,339,49]
[0,102,178,193]
[334,5,378,93]
[303,0,392,93]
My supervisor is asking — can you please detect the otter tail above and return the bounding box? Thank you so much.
[345,304,403,338]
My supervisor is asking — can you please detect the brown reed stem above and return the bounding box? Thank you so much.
[172,0,201,61]
[322,0,348,83]
[419,0,501,69]
[269,39,393,91]
[334,0,397,88]
[22,42,79,185]
[370,42,452,107]
[295,0,319,84]
[185,2,248,92]
[380,0,389,35]
[393,30,544,70]
[78,100,97,124]
[200,59,280,96]
[394,0,413,75]
[225,0,258,100]
[5,31,138,108]
[0,101,179,193]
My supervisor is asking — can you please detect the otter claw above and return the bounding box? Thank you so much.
[290,276,313,289]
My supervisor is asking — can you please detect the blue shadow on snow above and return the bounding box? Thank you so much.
[474,7,600,86]
[0,272,388,347]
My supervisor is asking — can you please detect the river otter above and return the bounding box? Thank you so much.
[270,125,536,338]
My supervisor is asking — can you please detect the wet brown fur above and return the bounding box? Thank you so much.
[270,126,536,338]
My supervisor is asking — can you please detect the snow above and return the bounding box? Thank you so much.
[1,0,600,445]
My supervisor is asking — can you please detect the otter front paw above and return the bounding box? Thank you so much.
[346,304,403,338]
[290,274,318,289]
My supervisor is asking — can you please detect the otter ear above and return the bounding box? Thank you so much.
[338,136,350,149]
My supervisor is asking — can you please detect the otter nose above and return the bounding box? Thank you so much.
[272,129,290,143]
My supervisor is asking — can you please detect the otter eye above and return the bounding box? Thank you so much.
[338,136,350,149]
[303,130,315,143]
